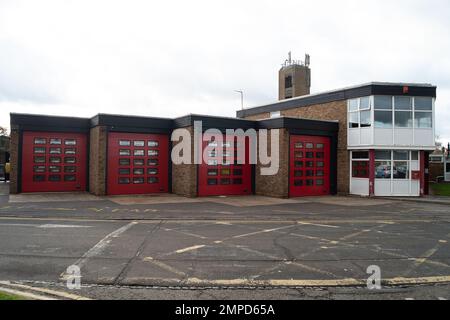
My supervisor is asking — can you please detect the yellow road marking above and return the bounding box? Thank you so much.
[142,257,186,277]
[0,281,90,300]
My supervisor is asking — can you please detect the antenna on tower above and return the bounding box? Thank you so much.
[305,54,310,67]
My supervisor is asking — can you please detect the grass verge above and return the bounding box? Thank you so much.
[430,183,450,196]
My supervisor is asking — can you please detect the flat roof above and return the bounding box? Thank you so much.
[237,82,437,118]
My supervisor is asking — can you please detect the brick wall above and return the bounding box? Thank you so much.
[171,126,197,197]
[9,125,19,194]
[89,126,107,196]
[255,128,289,198]
[243,100,349,194]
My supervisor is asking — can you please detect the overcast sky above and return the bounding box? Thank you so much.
[1,0,449,142]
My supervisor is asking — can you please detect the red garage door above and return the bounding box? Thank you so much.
[107,132,169,195]
[289,135,330,197]
[22,131,87,193]
[198,135,252,196]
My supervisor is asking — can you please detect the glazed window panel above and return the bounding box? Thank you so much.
[148,150,159,156]
[221,168,231,175]
[233,169,243,176]
[294,180,303,186]
[50,157,62,164]
[49,175,61,182]
[34,138,46,145]
[352,151,369,159]
[33,175,46,182]
[316,161,324,167]
[414,112,432,128]
[395,96,412,110]
[316,179,324,186]
[50,138,62,145]
[207,179,218,185]
[64,139,76,146]
[133,168,145,175]
[220,178,231,185]
[148,177,159,184]
[360,110,371,128]
[374,96,393,110]
[119,140,131,146]
[147,159,159,166]
[306,180,314,186]
[133,149,145,156]
[49,166,61,173]
[119,149,131,156]
[119,168,130,175]
[294,170,303,177]
[415,97,432,111]
[207,169,218,176]
[133,140,145,147]
[64,175,76,182]
[34,156,46,163]
[375,161,392,179]
[306,152,314,159]
[33,166,46,173]
[119,158,130,166]
[119,177,130,184]
[233,178,243,185]
[49,148,62,154]
[208,160,218,166]
[64,166,77,173]
[316,143,324,149]
[65,148,76,155]
[64,157,76,164]
[305,143,314,149]
[295,151,304,158]
[395,111,413,128]
[393,161,409,179]
[316,152,324,159]
[133,159,145,166]
[133,177,145,184]
[147,168,158,175]
[148,141,159,147]
[295,142,303,149]
[349,112,359,128]
[294,161,303,168]
[352,161,369,178]
[375,111,393,128]
[34,147,46,154]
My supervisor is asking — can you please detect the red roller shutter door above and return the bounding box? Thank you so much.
[107,132,169,195]
[21,131,87,193]
[198,134,252,196]
[289,135,331,197]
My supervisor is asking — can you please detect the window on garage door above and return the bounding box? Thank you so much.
[289,135,330,197]
[21,132,87,192]
[107,132,168,195]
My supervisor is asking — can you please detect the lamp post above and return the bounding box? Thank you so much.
[235,90,244,110]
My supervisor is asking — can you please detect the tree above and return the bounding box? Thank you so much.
[0,126,8,137]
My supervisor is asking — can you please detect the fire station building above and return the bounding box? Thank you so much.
[8,56,437,198]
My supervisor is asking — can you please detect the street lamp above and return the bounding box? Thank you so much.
[235,90,244,110]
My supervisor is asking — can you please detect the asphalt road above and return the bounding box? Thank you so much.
[0,184,449,299]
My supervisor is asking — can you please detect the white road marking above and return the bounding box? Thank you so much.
[174,245,205,254]
[438,297,447,300]
[60,221,137,279]
[231,225,297,239]
[297,221,339,229]
[0,223,91,228]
